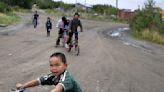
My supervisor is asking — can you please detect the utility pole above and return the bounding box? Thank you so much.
[85,0,87,13]
[75,0,77,12]
[116,0,118,19]
[116,0,118,8]
[138,5,140,10]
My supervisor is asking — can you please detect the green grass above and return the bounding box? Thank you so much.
[130,29,164,45]
[0,12,20,25]
[12,6,31,13]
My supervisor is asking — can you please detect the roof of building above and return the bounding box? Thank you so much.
[75,3,92,8]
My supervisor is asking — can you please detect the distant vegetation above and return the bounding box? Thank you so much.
[0,12,20,25]
[92,4,117,16]
[0,2,11,13]
[129,0,164,45]
[0,0,120,22]
[0,2,20,25]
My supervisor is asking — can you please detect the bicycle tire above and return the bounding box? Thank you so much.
[68,46,71,52]
[33,19,37,28]
[75,45,80,56]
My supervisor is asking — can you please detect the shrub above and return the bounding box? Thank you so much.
[0,2,12,13]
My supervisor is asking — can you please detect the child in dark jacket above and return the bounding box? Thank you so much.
[46,17,52,37]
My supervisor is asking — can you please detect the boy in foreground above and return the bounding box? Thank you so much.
[16,52,82,92]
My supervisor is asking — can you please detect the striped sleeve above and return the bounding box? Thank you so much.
[37,73,55,85]
[59,71,73,91]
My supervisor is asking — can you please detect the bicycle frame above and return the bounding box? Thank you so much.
[68,38,80,56]
[61,31,80,56]
[70,39,78,48]
[33,19,37,28]
[62,29,69,47]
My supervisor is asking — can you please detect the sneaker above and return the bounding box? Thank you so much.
[65,43,69,49]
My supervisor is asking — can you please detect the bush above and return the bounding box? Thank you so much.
[0,2,12,13]
[129,0,162,31]
[130,29,164,45]
[142,29,164,44]
[158,23,164,35]
[129,0,164,45]
[0,12,20,25]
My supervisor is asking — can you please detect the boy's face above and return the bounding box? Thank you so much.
[49,56,67,77]
[74,15,79,19]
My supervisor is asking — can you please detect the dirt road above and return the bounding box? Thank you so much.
[0,12,164,92]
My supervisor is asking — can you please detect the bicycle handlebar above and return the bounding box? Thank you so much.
[11,88,25,92]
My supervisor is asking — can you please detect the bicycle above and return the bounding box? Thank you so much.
[32,18,37,28]
[62,29,69,47]
[68,39,80,56]
[66,32,80,56]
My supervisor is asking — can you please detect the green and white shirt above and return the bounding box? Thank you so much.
[38,70,82,92]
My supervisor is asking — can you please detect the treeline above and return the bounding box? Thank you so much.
[129,0,164,44]
[0,0,117,15]
[92,4,117,15]
[0,0,33,9]
[129,0,163,34]
[0,2,11,12]
[0,0,71,13]
[0,0,74,11]
[34,0,74,10]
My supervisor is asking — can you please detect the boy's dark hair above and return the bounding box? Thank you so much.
[74,12,80,16]
[47,17,51,20]
[62,16,66,21]
[50,52,67,64]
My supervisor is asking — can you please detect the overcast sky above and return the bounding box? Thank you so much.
[53,0,164,11]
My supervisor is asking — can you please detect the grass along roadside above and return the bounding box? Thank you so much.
[0,12,20,25]
[130,29,164,45]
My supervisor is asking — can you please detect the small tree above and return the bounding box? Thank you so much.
[92,4,117,15]
[129,0,162,33]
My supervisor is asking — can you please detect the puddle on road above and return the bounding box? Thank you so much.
[106,27,152,53]
[122,41,152,53]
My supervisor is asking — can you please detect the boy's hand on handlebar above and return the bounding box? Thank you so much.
[16,83,24,89]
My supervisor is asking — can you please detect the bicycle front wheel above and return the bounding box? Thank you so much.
[75,45,80,56]
[33,19,37,28]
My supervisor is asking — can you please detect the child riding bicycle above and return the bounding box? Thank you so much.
[65,12,83,48]
[16,52,82,92]
[33,11,39,28]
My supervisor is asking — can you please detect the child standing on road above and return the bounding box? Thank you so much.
[16,52,82,92]
[46,17,52,37]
